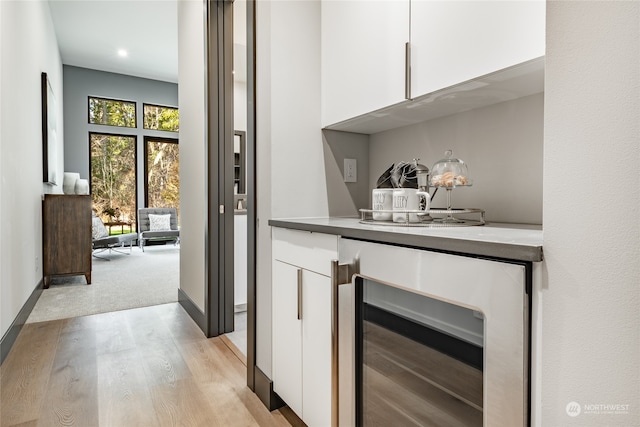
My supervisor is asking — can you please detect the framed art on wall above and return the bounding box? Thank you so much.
[42,72,57,185]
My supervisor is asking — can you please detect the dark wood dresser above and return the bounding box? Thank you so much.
[42,194,92,288]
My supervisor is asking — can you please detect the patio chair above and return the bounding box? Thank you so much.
[92,213,137,260]
[137,207,180,252]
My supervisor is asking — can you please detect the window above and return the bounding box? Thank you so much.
[144,137,180,220]
[90,133,137,232]
[88,97,136,128]
[143,104,179,132]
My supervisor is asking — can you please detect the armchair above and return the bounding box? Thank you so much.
[92,213,137,260]
[137,207,180,252]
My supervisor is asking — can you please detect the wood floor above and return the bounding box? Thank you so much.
[0,303,291,427]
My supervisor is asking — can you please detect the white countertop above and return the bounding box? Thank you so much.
[268,217,543,262]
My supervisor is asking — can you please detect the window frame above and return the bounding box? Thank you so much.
[87,96,137,128]
[89,131,139,228]
[142,103,180,132]
[143,136,180,210]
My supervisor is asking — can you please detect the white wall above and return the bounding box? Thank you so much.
[369,93,544,225]
[234,214,247,307]
[0,0,3,331]
[0,0,3,338]
[269,2,327,220]
[255,0,273,375]
[0,1,63,340]
[234,81,247,132]
[322,130,370,216]
[178,0,206,311]
[539,2,639,425]
[256,0,328,377]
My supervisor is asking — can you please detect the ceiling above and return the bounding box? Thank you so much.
[48,0,179,83]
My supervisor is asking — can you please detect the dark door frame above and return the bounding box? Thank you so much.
[205,0,235,337]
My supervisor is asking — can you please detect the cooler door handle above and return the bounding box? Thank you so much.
[331,259,357,427]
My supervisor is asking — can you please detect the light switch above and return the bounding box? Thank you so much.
[344,158,357,183]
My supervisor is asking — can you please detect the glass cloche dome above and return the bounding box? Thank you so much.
[430,150,472,188]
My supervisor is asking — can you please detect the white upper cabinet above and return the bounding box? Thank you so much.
[321,0,545,131]
[321,0,410,127]
[410,0,545,97]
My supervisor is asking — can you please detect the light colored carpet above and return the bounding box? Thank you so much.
[27,244,179,323]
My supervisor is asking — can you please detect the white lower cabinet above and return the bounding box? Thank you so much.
[272,228,337,427]
[272,260,303,415]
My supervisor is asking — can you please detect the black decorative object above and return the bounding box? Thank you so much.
[375,163,394,188]
[390,161,418,188]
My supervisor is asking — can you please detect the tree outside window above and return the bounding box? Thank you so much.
[145,137,180,222]
[143,104,179,132]
[89,97,136,128]
[90,133,137,231]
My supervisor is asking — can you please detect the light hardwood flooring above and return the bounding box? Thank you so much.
[0,303,291,427]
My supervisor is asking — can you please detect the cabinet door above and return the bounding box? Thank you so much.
[43,195,92,280]
[272,260,303,417]
[321,0,409,126]
[411,0,545,97]
[301,269,332,427]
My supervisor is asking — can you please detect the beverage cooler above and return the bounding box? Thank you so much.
[336,238,532,426]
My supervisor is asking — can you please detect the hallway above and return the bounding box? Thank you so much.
[0,303,289,427]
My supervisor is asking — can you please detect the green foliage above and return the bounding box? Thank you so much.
[101,207,120,219]
[89,102,180,227]
[90,134,136,224]
[147,140,180,221]
[89,97,136,128]
[143,105,179,132]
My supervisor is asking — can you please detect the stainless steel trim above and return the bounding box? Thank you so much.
[523,286,530,427]
[297,268,302,320]
[405,42,411,100]
[331,259,356,427]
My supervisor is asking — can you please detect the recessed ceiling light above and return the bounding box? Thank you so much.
[117,49,128,58]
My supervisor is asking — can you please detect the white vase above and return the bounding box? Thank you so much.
[74,178,89,195]
[62,172,80,195]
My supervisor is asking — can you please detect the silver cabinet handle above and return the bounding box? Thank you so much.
[297,268,303,320]
[331,259,356,427]
[405,41,412,100]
